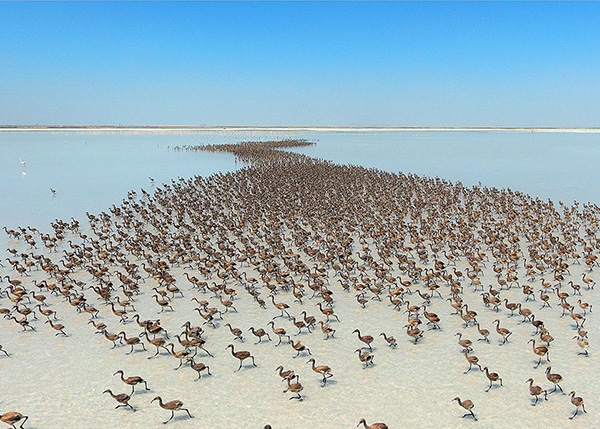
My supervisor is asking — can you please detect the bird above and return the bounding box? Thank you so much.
[290,340,311,358]
[113,370,150,394]
[151,396,193,424]
[316,302,340,322]
[528,339,550,368]
[0,412,28,429]
[226,344,256,371]
[357,418,388,428]
[573,336,590,355]
[319,321,336,339]
[248,326,271,344]
[187,357,212,380]
[140,331,169,358]
[103,389,134,410]
[355,349,374,368]
[224,323,244,342]
[568,391,586,419]
[475,323,490,343]
[307,358,333,385]
[545,366,563,393]
[453,397,477,421]
[166,343,192,370]
[119,331,147,354]
[353,329,374,350]
[275,365,296,382]
[267,321,291,345]
[526,378,547,405]
[493,319,512,344]
[482,367,502,392]
[45,319,67,336]
[463,350,482,374]
[380,332,397,347]
[283,375,304,401]
[455,332,473,352]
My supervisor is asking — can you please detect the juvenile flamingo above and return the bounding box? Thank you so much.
[453,397,477,421]
[0,412,28,428]
[568,391,586,419]
[226,344,256,371]
[151,396,193,424]
[357,418,388,429]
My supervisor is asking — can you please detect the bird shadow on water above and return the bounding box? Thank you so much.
[170,414,194,423]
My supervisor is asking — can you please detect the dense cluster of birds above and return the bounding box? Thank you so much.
[0,139,597,427]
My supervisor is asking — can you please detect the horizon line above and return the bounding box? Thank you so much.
[2,125,600,132]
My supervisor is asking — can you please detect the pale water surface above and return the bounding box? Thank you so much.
[0,131,598,428]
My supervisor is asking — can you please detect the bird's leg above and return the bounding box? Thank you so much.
[164,410,175,424]
[236,360,243,371]
[251,356,257,366]
[570,409,579,420]
[183,408,193,418]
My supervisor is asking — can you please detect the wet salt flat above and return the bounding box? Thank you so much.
[0,131,599,428]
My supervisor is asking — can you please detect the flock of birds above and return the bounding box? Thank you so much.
[0,138,597,427]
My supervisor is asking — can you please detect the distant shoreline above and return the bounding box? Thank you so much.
[1,125,600,133]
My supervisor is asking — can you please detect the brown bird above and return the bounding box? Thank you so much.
[380,332,397,347]
[353,329,374,350]
[453,397,477,421]
[45,319,67,336]
[482,366,502,392]
[113,370,150,394]
[355,349,374,368]
[224,323,244,342]
[248,326,271,344]
[307,358,333,385]
[187,357,212,380]
[0,412,28,429]
[357,419,388,429]
[545,366,563,393]
[526,378,547,405]
[151,396,193,424]
[283,376,304,401]
[528,339,549,368]
[463,350,482,374]
[226,344,256,371]
[103,389,134,410]
[568,391,586,419]
[290,340,311,358]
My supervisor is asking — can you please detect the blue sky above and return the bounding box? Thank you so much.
[1,1,599,126]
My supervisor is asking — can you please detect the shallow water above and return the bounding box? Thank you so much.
[0,131,598,428]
